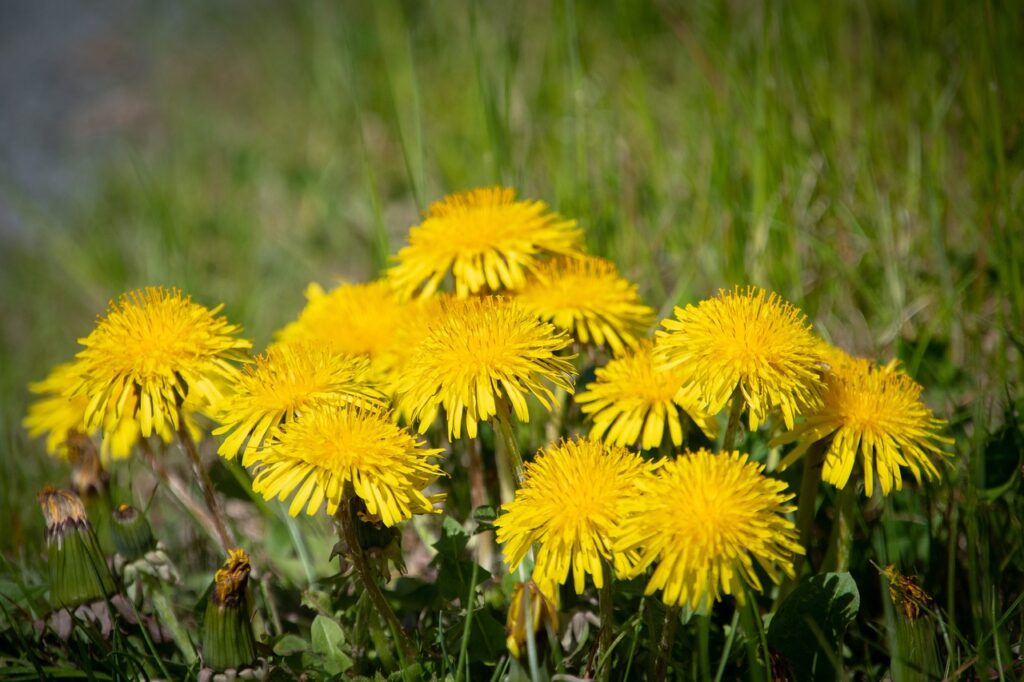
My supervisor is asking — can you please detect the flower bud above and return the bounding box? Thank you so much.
[111,504,155,561]
[506,579,559,660]
[202,549,257,672]
[38,486,115,608]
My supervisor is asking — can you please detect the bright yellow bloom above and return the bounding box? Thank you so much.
[276,280,427,382]
[388,187,584,299]
[397,297,576,439]
[774,352,951,497]
[214,344,386,464]
[69,288,250,442]
[617,450,802,610]
[24,361,142,461]
[515,256,654,355]
[250,403,444,525]
[575,342,717,450]
[496,437,650,593]
[655,286,823,430]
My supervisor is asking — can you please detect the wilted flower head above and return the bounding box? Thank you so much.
[203,548,257,672]
[575,342,717,450]
[388,187,584,298]
[656,286,823,430]
[214,343,385,464]
[38,486,116,607]
[515,255,654,355]
[70,287,251,442]
[398,296,576,439]
[506,579,560,660]
[250,403,444,525]
[617,450,802,610]
[775,351,952,497]
[496,437,650,593]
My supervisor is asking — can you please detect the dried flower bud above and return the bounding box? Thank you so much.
[203,548,257,672]
[38,486,115,608]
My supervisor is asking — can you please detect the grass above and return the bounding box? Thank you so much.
[1,0,1021,678]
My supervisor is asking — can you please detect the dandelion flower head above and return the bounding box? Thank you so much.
[775,352,951,497]
[276,280,425,380]
[397,296,576,439]
[575,342,717,450]
[70,287,250,441]
[617,449,802,610]
[214,343,386,463]
[655,286,823,430]
[388,187,584,299]
[496,437,650,593]
[515,255,654,355]
[250,403,444,525]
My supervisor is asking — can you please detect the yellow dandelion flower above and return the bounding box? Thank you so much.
[250,403,444,525]
[25,360,200,461]
[276,280,422,379]
[214,343,386,463]
[575,342,717,450]
[617,450,802,610]
[397,297,576,439]
[70,287,250,441]
[515,256,654,355]
[774,352,952,497]
[496,437,650,593]
[388,187,584,299]
[655,286,823,430]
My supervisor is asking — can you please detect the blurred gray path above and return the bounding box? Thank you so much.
[0,0,153,242]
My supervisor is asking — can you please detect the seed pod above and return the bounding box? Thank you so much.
[202,548,257,672]
[38,486,116,608]
[111,504,155,561]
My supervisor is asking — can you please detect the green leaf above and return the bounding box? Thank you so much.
[310,614,353,675]
[767,572,860,681]
[431,517,490,601]
[272,633,309,656]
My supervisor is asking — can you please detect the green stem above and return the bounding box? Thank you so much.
[713,608,741,682]
[151,585,198,665]
[466,436,495,569]
[337,499,415,667]
[778,439,828,601]
[653,605,680,682]
[138,438,223,549]
[721,390,746,453]
[741,592,770,682]
[698,613,712,682]
[598,560,615,681]
[454,561,480,682]
[518,565,542,682]
[824,483,856,572]
[177,424,235,553]
[492,393,524,503]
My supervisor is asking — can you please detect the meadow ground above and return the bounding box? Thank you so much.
[0,1,1021,679]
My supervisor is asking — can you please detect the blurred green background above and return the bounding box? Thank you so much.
[1,0,1021,557]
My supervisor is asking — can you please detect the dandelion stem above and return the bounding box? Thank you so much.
[466,436,495,569]
[138,438,223,549]
[492,393,524,493]
[741,591,771,682]
[336,498,415,667]
[824,483,856,572]
[653,605,680,682]
[722,389,745,452]
[698,612,712,682]
[598,560,615,681]
[176,423,235,553]
[778,439,828,601]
